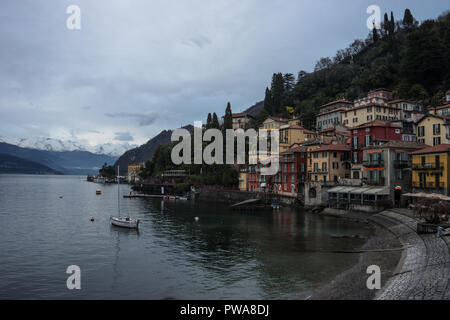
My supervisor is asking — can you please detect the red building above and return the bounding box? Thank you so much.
[351,121,402,164]
[275,146,308,197]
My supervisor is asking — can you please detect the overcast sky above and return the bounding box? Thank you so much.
[0,0,448,146]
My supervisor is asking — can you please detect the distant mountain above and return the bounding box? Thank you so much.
[0,136,136,157]
[0,142,117,175]
[0,153,61,175]
[114,125,194,176]
[243,100,264,117]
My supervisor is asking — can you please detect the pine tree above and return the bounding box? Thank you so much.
[263,87,273,115]
[283,73,295,91]
[206,113,212,129]
[403,9,414,29]
[383,13,390,36]
[212,112,220,129]
[390,11,396,35]
[372,25,379,43]
[223,102,233,130]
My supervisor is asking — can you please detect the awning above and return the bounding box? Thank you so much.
[364,187,389,195]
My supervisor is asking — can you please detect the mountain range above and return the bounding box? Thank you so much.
[0,136,136,157]
[0,142,117,175]
[0,153,61,175]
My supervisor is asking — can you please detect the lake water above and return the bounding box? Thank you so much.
[0,175,372,299]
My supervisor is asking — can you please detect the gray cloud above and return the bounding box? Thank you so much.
[105,112,159,127]
[0,0,448,147]
[114,131,134,141]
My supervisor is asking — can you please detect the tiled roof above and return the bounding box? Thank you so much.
[281,146,308,154]
[410,144,450,155]
[310,144,351,153]
[365,141,427,150]
[320,100,353,109]
[232,113,253,118]
[353,121,402,129]
[434,103,450,111]
[317,107,349,117]
[268,116,289,122]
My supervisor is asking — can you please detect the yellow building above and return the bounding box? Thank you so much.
[259,116,289,130]
[127,163,144,183]
[279,125,317,153]
[411,144,450,195]
[309,144,351,183]
[342,104,401,128]
[239,171,248,191]
[416,114,450,146]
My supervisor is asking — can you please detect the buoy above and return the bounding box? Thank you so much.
[194,217,199,222]
[90,218,94,222]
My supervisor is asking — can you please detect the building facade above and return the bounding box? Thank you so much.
[309,144,351,183]
[416,114,450,146]
[277,146,308,197]
[411,144,450,196]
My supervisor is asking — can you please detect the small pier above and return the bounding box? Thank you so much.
[229,199,272,211]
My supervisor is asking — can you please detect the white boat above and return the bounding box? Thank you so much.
[110,165,140,229]
[176,196,188,201]
[110,216,140,229]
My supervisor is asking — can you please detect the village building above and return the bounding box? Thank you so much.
[411,144,450,196]
[239,170,248,191]
[127,163,144,183]
[279,124,316,153]
[350,121,402,180]
[309,144,351,183]
[416,114,450,146]
[232,113,254,130]
[277,146,308,197]
[315,100,353,131]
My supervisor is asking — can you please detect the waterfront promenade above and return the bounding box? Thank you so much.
[373,209,450,300]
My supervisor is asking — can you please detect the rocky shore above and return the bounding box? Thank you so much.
[311,208,450,300]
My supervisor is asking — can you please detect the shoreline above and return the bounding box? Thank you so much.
[311,208,450,300]
[309,210,403,300]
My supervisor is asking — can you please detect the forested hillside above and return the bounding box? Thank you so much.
[260,9,450,129]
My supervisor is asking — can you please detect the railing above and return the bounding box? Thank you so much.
[365,178,386,186]
[363,160,385,168]
[413,181,445,189]
[394,160,409,168]
[311,169,329,174]
[412,162,444,170]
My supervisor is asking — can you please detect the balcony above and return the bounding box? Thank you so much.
[363,160,385,168]
[412,162,444,170]
[412,181,445,189]
[394,160,409,168]
[364,178,385,186]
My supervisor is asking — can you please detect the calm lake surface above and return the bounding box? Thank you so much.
[0,175,372,299]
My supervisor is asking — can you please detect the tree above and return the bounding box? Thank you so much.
[283,73,295,91]
[390,12,396,35]
[206,113,212,129]
[99,163,116,179]
[263,87,273,115]
[372,25,379,43]
[212,112,220,129]
[270,73,285,114]
[223,102,233,130]
[383,13,390,36]
[403,9,415,29]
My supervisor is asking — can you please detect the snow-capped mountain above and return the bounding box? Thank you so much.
[0,136,136,157]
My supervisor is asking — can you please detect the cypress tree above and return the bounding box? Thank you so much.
[223,102,233,130]
[372,25,379,43]
[390,11,396,35]
[383,13,390,36]
[263,87,273,115]
[403,9,414,29]
[212,113,220,129]
[206,113,212,129]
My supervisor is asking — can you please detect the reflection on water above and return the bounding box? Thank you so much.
[0,175,372,299]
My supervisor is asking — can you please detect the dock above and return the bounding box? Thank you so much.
[230,199,272,211]
[123,193,164,199]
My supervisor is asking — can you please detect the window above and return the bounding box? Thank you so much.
[322,162,327,172]
[353,171,360,179]
[291,163,294,171]
[353,118,358,123]
[418,126,425,137]
[433,137,441,146]
[322,152,327,158]
[419,139,425,144]
[433,124,441,135]
[367,107,372,112]
[367,115,373,121]
[333,152,337,158]
[365,135,371,147]
[353,152,358,163]
[353,137,358,149]
[332,162,339,169]
[323,176,327,182]
[313,163,318,172]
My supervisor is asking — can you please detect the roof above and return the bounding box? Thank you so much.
[232,112,254,119]
[281,146,308,154]
[410,144,450,155]
[418,113,450,121]
[352,121,402,129]
[377,141,428,149]
[435,103,450,111]
[317,107,349,117]
[310,144,351,153]
[267,116,289,122]
[388,99,414,104]
[369,88,392,93]
[320,100,353,109]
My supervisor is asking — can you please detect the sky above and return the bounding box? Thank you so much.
[0,0,448,147]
